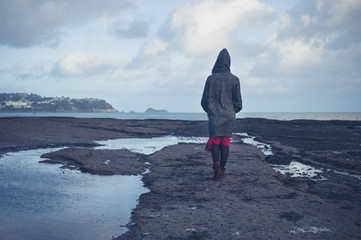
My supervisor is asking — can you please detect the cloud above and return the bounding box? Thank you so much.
[246,0,361,96]
[123,0,279,95]
[1,62,52,80]
[277,0,361,48]
[110,19,149,39]
[52,52,115,78]
[2,52,116,79]
[126,40,168,69]
[1,0,360,112]
[123,38,209,95]
[164,0,275,56]
[274,38,324,67]
[0,0,134,48]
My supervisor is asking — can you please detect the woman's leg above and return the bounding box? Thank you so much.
[220,145,229,169]
[219,137,230,178]
[211,143,220,163]
[211,143,222,180]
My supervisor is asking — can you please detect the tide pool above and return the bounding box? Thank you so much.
[0,148,149,240]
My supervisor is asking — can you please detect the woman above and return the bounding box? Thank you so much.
[201,48,242,180]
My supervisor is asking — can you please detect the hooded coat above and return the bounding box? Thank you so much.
[201,49,242,137]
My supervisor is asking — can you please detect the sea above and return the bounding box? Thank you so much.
[1,112,361,121]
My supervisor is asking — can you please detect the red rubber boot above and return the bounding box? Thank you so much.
[213,162,222,180]
[220,167,225,178]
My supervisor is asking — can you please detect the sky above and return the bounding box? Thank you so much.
[0,0,360,112]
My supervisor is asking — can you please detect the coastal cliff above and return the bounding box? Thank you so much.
[0,93,117,113]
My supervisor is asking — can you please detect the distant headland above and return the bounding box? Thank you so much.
[145,107,168,113]
[0,93,117,113]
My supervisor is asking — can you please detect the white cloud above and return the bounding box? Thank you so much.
[126,39,170,70]
[231,0,360,112]
[53,52,115,77]
[1,0,360,112]
[277,0,361,45]
[248,0,361,91]
[1,61,53,80]
[243,77,265,88]
[276,38,324,67]
[110,19,150,39]
[326,0,361,27]
[144,40,168,56]
[0,0,134,47]
[168,0,275,56]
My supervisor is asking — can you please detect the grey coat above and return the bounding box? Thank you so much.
[201,49,242,137]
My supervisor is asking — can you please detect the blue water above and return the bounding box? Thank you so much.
[0,148,149,240]
[1,112,361,121]
[94,136,209,155]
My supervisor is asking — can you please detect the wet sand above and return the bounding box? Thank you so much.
[1,117,361,239]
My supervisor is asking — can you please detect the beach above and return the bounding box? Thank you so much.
[1,117,361,239]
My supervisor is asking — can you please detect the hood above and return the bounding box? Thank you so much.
[211,48,231,74]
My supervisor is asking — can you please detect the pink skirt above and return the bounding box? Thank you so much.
[205,137,230,151]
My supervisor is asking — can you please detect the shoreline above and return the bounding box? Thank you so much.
[1,117,361,239]
[1,112,361,122]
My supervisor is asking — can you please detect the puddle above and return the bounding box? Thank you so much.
[289,226,331,234]
[233,133,273,156]
[272,161,326,180]
[232,133,328,181]
[95,134,273,157]
[94,136,208,155]
[232,133,361,182]
[0,148,149,240]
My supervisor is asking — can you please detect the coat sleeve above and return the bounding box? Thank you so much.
[232,78,242,113]
[201,78,210,113]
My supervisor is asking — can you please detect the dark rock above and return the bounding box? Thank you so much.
[265,154,291,165]
[41,147,147,175]
[279,211,304,222]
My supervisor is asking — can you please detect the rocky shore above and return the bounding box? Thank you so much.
[0,117,360,239]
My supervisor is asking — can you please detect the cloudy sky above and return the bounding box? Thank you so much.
[0,0,360,112]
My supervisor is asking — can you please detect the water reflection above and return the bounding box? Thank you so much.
[233,133,273,156]
[0,148,149,240]
[94,136,208,155]
[272,161,325,180]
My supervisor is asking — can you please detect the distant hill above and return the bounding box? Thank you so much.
[0,93,117,113]
[145,107,168,113]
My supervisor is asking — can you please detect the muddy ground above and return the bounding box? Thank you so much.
[0,117,360,239]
